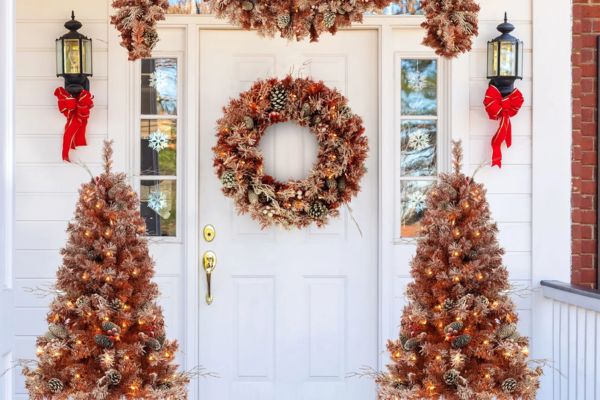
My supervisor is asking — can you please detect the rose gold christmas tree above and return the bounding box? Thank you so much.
[377,142,542,399]
[23,142,189,399]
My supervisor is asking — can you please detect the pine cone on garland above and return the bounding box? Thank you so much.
[420,0,480,58]
[110,0,169,61]
[276,13,291,29]
[47,378,64,394]
[323,12,337,29]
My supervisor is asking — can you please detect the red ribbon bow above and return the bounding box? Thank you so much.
[55,87,94,162]
[483,85,524,168]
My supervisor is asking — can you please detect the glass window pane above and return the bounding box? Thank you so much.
[401,59,437,116]
[140,119,177,176]
[141,58,177,115]
[56,40,63,74]
[401,180,433,238]
[82,39,92,75]
[401,120,437,176]
[380,1,422,15]
[140,180,177,237]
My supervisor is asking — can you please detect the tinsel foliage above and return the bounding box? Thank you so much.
[421,0,480,58]
[213,75,368,229]
[22,142,189,399]
[376,143,542,400]
[208,0,391,42]
[111,0,169,60]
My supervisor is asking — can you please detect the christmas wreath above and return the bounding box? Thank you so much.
[208,0,390,42]
[213,76,369,229]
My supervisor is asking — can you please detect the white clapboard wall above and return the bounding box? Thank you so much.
[13,0,536,398]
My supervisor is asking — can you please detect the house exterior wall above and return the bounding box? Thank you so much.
[572,0,599,289]
[11,0,561,398]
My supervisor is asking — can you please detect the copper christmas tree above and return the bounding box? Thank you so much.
[377,142,542,399]
[111,0,169,60]
[22,142,189,399]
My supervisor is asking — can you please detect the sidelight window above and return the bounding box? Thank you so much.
[138,58,179,237]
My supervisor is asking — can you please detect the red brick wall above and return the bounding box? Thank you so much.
[572,1,598,288]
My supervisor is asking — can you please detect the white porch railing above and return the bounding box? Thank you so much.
[541,280,600,400]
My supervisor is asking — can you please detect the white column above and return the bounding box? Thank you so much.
[0,0,15,397]
[531,0,573,397]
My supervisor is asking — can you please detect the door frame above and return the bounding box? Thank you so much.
[108,13,461,400]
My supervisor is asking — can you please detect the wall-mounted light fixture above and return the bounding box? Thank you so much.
[56,11,93,97]
[487,13,523,97]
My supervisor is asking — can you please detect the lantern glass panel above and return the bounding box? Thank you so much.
[517,41,524,78]
[499,41,516,76]
[487,41,498,77]
[82,39,92,75]
[63,38,81,74]
[56,40,63,75]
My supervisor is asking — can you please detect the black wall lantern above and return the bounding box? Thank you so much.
[487,13,523,97]
[56,11,93,97]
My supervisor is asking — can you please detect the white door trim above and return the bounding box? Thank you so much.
[0,0,15,397]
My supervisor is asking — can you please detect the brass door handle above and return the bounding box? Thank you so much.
[203,251,217,305]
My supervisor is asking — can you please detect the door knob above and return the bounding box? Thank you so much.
[203,251,217,305]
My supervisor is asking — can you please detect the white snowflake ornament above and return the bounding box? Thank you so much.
[407,130,430,151]
[407,191,427,213]
[147,190,167,214]
[406,70,427,91]
[148,130,170,152]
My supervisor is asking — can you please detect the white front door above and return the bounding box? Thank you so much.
[198,30,379,400]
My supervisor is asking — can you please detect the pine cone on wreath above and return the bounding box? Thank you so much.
[269,86,289,112]
[221,170,237,189]
[308,201,328,219]
[47,378,64,393]
[420,0,480,58]
[501,378,518,393]
[443,369,460,386]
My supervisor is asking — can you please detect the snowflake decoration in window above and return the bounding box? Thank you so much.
[407,130,430,151]
[407,191,427,214]
[406,70,427,91]
[147,190,167,214]
[148,130,170,152]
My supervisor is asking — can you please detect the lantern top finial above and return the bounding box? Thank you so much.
[64,11,82,32]
[496,12,515,36]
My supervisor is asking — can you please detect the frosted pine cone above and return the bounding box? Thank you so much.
[276,13,291,29]
[502,378,518,393]
[323,12,336,29]
[221,170,236,189]
[443,369,460,386]
[48,378,64,393]
[451,334,471,349]
[269,86,289,111]
[308,201,328,219]
[107,369,122,386]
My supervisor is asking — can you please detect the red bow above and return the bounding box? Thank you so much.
[55,87,94,162]
[483,85,524,168]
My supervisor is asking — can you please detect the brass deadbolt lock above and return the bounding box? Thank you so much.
[203,224,216,242]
